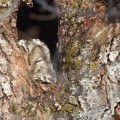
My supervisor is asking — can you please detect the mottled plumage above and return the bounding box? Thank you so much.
[19,39,57,83]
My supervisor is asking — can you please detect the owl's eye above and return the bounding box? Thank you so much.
[35,59,43,64]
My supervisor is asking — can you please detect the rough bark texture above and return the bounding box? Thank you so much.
[0,0,120,120]
[0,13,33,119]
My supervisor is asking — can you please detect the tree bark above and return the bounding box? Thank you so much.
[0,11,34,119]
[0,0,120,120]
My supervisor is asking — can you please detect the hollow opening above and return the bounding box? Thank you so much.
[16,0,59,58]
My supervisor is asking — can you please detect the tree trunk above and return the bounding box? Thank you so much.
[0,0,120,120]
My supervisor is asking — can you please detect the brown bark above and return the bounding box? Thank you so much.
[0,11,34,119]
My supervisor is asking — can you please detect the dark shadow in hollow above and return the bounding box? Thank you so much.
[16,0,59,60]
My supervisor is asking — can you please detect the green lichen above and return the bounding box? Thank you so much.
[90,62,97,70]
[72,0,79,7]
[65,42,80,70]
[61,103,79,113]
[11,104,22,114]
[55,88,69,102]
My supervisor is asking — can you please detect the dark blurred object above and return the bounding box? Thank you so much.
[104,0,120,23]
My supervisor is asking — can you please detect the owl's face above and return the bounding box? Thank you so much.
[19,39,57,83]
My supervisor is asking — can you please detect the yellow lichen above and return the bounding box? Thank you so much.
[61,103,79,113]
[11,104,22,114]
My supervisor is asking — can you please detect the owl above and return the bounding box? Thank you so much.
[18,39,57,83]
